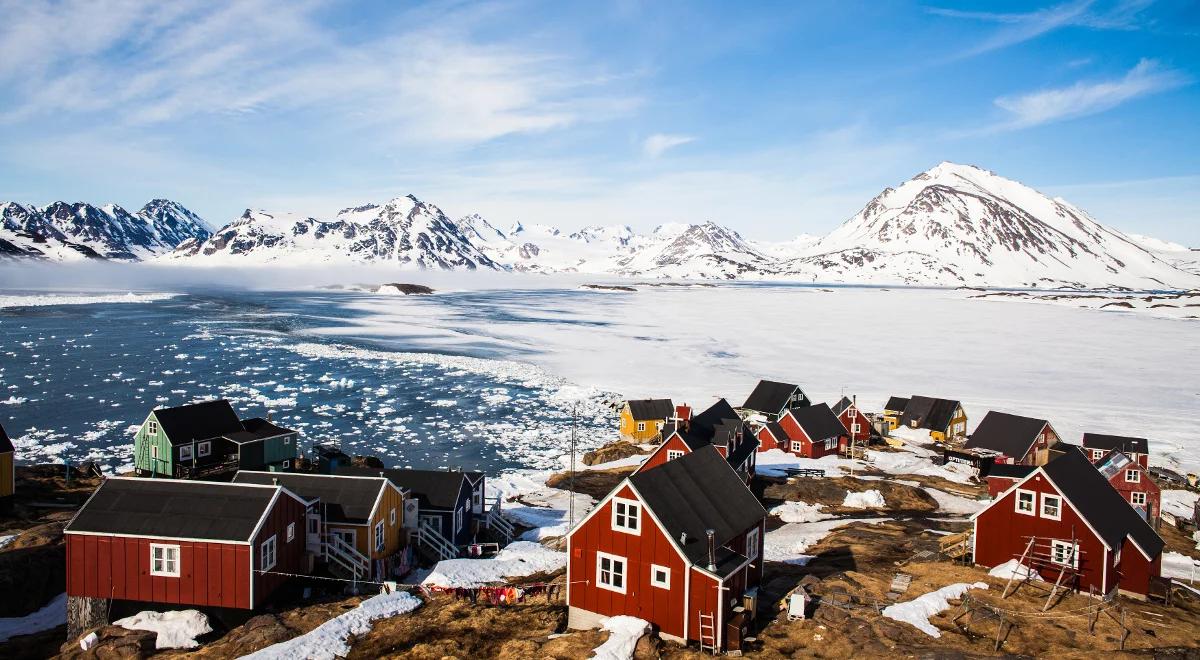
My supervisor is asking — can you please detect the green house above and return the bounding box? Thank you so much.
[134,399,299,479]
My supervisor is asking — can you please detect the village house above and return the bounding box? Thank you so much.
[619,399,675,442]
[567,446,768,653]
[64,477,308,611]
[965,411,1061,466]
[233,471,409,581]
[755,420,788,453]
[738,379,810,422]
[831,396,871,445]
[0,422,13,504]
[881,396,910,431]
[134,400,300,479]
[984,463,1036,498]
[311,444,351,474]
[337,466,490,560]
[1095,450,1161,526]
[635,399,757,482]
[1083,433,1150,468]
[972,448,1164,598]
[776,403,850,459]
[896,395,968,442]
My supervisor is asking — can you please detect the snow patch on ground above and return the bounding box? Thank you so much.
[592,616,650,660]
[987,559,1043,582]
[1162,551,1200,582]
[923,487,987,516]
[114,610,211,649]
[764,517,892,565]
[0,593,67,643]
[0,292,177,309]
[842,490,885,509]
[240,590,421,660]
[882,582,988,637]
[421,541,566,587]
[490,470,595,540]
[769,501,831,523]
[1161,490,1198,520]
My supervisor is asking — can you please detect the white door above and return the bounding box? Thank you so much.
[306,513,322,553]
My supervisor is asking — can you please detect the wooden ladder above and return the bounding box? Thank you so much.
[698,612,718,655]
[1002,538,1036,598]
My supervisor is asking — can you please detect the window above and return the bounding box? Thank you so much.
[308,516,319,534]
[1125,469,1140,483]
[650,564,670,589]
[151,445,159,460]
[612,498,640,534]
[1040,494,1061,520]
[596,552,626,594]
[790,441,803,453]
[197,441,211,458]
[636,422,646,432]
[282,460,290,469]
[375,521,385,552]
[147,420,159,436]
[1015,489,1036,515]
[261,535,277,571]
[667,450,685,461]
[1091,449,1104,460]
[286,522,295,542]
[179,445,193,462]
[284,435,292,445]
[746,527,760,561]
[150,544,180,577]
[847,409,857,419]
[1131,491,1147,506]
[473,489,483,510]
[454,506,463,533]
[851,423,861,434]
[390,508,397,526]
[825,437,837,450]
[1050,539,1078,568]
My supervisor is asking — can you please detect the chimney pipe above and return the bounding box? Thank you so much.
[706,529,716,571]
[272,477,279,486]
[680,531,688,545]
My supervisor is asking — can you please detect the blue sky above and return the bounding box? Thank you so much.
[1,0,1198,243]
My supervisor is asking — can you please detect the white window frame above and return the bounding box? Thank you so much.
[1091,449,1104,460]
[197,440,211,458]
[151,445,159,460]
[1131,491,1147,506]
[147,420,159,436]
[261,535,277,572]
[1050,539,1078,568]
[666,449,685,461]
[650,563,670,589]
[851,423,861,434]
[596,551,627,594]
[636,421,646,432]
[282,459,290,469]
[1015,489,1036,516]
[179,444,193,462]
[284,435,292,445]
[1040,494,1062,521]
[374,521,385,552]
[746,527,760,561]
[825,437,837,450]
[390,507,397,526]
[454,506,463,533]
[286,522,295,542]
[611,498,641,535]
[790,440,803,453]
[150,543,180,577]
[1125,469,1140,483]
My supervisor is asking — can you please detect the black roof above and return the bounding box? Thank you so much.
[234,471,386,524]
[831,397,853,416]
[626,399,674,421]
[313,444,350,460]
[1041,448,1164,557]
[65,478,279,541]
[1082,433,1149,455]
[987,464,1036,479]
[337,466,467,512]
[0,422,12,453]
[884,396,910,413]
[629,446,766,570]
[153,400,244,446]
[762,422,787,441]
[662,400,756,471]
[899,396,961,432]
[692,399,739,432]
[784,403,848,441]
[226,418,294,443]
[965,411,1048,459]
[741,380,802,416]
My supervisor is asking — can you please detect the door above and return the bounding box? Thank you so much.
[328,528,357,555]
[306,513,322,553]
[420,514,442,536]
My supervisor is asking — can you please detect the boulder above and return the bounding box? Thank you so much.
[582,441,649,466]
[59,626,156,659]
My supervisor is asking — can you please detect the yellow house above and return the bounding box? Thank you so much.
[881,396,910,431]
[897,395,967,443]
[618,399,674,442]
[0,423,13,500]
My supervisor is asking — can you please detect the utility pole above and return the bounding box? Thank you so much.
[569,402,577,532]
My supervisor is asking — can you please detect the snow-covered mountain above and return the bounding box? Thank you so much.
[0,199,210,260]
[780,162,1196,289]
[1124,233,1200,276]
[168,195,499,270]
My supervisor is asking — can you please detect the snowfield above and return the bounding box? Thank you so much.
[0,292,177,309]
[240,590,421,660]
[882,582,988,638]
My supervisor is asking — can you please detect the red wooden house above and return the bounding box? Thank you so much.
[755,421,788,453]
[567,446,767,652]
[636,399,757,482]
[984,463,1035,498]
[972,448,1164,598]
[964,411,1060,466]
[64,477,308,610]
[831,396,870,445]
[1083,433,1149,469]
[1094,450,1161,526]
[776,403,849,459]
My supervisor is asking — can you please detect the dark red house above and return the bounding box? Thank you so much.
[64,477,308,610]
[568,446,767,652]
[636,399,757,481]
[755,421,788,453]
[984,463,1035,498]
[965,411,1060,466]
[1083,433,1149,469]
[1095,450,1161,526]
[972,448,1164,598]
[831,396,871,445]
[777,403,849,459]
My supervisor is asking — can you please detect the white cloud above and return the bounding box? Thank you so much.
[642,133,696,158]
[993,59,1187,129]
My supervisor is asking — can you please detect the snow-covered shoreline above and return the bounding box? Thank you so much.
[0,291,178,309]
